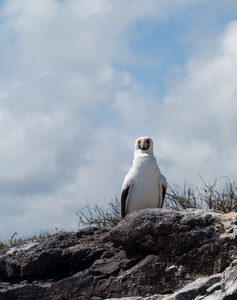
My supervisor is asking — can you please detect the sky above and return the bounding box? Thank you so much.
[1,0,237,240]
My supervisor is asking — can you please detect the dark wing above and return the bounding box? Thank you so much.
[161,184,167,208]
[121,185,130,218]
[158,174,167,208]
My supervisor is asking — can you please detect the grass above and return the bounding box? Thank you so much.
[77,177,237,229]
[0,228,67,250]
[166,176,237,212]
[76,198,121,229]
[1,177,237,245]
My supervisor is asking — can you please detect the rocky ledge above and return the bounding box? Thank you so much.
[0,208,237,300]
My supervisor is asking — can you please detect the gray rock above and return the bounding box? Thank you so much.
[222,260,237,299]
[0,208,237,299]
[163,274,222,300]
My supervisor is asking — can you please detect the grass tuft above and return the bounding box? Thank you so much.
[76,197,121,229]
[77,177,237,229]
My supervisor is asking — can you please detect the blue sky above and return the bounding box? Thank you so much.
[1,0,237,240]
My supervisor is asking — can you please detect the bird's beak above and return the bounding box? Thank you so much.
[139,139,150,150]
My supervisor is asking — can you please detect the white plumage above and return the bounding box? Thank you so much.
[121,137,167,218]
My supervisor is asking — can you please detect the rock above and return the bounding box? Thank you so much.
[222,260,237,299]
[0,208,236,299]
[110,209,237,274]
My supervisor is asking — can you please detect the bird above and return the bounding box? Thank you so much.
[121,137,167,218]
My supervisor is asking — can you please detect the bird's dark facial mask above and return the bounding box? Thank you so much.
[138,139,150,150]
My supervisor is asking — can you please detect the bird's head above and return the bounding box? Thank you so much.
[134,137,154,156]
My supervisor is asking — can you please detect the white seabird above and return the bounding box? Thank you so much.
[121,137,167,218]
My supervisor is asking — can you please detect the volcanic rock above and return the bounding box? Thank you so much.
[0,208,236,299]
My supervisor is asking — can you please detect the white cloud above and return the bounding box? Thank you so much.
[161,20,237,184]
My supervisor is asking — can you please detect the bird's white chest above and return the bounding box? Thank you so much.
[123,156,160,213]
